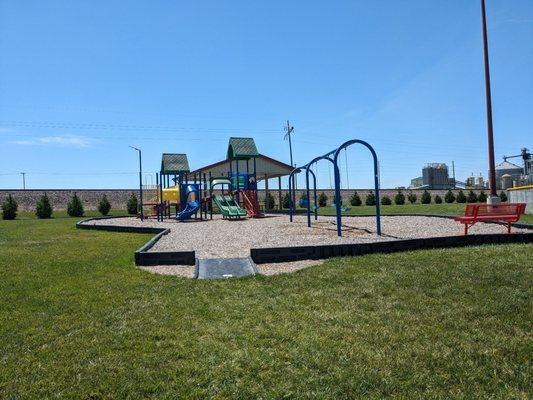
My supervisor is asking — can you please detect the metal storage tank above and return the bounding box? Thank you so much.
[501,174,513,190]
[494,161,522,189]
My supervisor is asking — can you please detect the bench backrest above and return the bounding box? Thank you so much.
[464,203,526,217]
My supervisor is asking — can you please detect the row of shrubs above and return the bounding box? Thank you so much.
[280,189,508,208]
[1,192,141,220]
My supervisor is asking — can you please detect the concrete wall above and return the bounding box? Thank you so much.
[509,187,533,215]
[0,188,492,211]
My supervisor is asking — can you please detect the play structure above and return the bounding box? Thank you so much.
[140,138,266,222]
[288,139,382,237]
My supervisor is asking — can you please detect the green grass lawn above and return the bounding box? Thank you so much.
[1,216,532,398]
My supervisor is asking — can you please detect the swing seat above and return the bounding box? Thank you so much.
[331,204,351,213]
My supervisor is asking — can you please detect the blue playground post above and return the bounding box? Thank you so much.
[288,167,300,222]
[333,139,381,237]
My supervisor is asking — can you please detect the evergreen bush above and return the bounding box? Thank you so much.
[333,195,343,206]
[1,194,18,220]
[381,196,392,205]
[265,192,275,210]
[499,191,508,202]
[420,190,431,204]
[394,190,405,205]
[127,192,139,215]
[444,190,455,203]
[318,192,328,207]
[456,190,467,203]
[365,191,375,206]
[36,193,53,219]
[98,195,112,216]
[434,195,443,204]
[67,193,84,217]
[467,190,478,203]
[407,191,417,204]
[477,191,487,203]
[281,193,290,209]
[349,191,362,206]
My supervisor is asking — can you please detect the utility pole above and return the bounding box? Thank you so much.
[284,120,296,204]
[452,161,456,188]
[480,0,498,202]
[129,146,144,221]
[21,172,26,190]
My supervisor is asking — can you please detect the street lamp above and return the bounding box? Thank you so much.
[480,0,499,203]
[129,145,144,221]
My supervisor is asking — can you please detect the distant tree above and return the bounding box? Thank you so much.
[444,190,456,203]
[333,194,343,206]
[265,192,275,210]
[281,193,290,209]
[36,193,53,219]
[350,191,362,206]
[499,191,508,202]
[67,193,84,217]
[477,191,487,203]
[365,191,376,206]
[318,192,328,207]
[467,190,478,203]
[394,190,405,205]
[434,195,443,204]
[420,190,431,204]
[407,191,417,204]
[456,190,467,203]
[98,195,112,216]
[127,192,139,215]
[381,195,392,205]
[1,194,18,220]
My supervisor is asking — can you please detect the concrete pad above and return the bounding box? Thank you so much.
[196,257,257,279]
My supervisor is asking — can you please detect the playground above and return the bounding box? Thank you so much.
[74,136,531,279]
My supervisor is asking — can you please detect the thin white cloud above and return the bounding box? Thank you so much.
[11,135,92,148]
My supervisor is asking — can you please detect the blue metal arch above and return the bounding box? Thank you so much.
[288,167,301,222]
[333,139,381,236]
[304,155,334,227]
[288,167,317,222]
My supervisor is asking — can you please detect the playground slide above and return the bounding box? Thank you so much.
[213,194,247,218]
[176,185,200,221]
[242,190,264,218]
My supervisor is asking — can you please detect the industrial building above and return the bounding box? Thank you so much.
[495,148,532,189]
[410,163,453,189]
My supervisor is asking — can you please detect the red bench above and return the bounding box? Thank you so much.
[454,203,526,235]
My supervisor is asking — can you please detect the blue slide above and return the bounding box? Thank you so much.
[176,184,200,221]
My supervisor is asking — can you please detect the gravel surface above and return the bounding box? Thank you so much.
[82,214,529,259]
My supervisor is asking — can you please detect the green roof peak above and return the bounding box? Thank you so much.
[227,137,259,160]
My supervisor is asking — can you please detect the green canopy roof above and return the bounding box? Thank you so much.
[226,137,259,160]
[161,153,190,174]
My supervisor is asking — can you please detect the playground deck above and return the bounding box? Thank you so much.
[81,214,530,261]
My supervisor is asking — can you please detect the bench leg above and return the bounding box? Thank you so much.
[507,222,511,234]
[464,224,468,235]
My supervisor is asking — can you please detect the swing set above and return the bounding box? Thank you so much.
[288,139,381,237]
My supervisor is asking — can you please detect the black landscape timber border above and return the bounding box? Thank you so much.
[250,232,533,264]
[76,217,196,266]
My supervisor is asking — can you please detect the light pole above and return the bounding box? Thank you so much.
[129,145,144,220]
[480,0,498,203]
[284,120,296,204]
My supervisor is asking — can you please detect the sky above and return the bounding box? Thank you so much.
[0,0,532,189]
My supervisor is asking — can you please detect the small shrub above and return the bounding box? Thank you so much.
[98,195,112,216]
[456,190,467,203]
[467,190,478,203]
[394,190,405,205]
[36,193,53,219]
[407,191,417,204]
[1,194,18,220]
[350,191,362,206]
[67,193,84,217]
[318,192,328,207]
[444,190,455,203]
[282,193,290,209]
[420,190,431,204]
[265,192,275,209]
[499,191,508,202]
[434,195,443,204]
[127,192,139,215]
[365,191,375,206]
[477,191,487,203]
[381,196,392,205]
[299,192,308,201]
